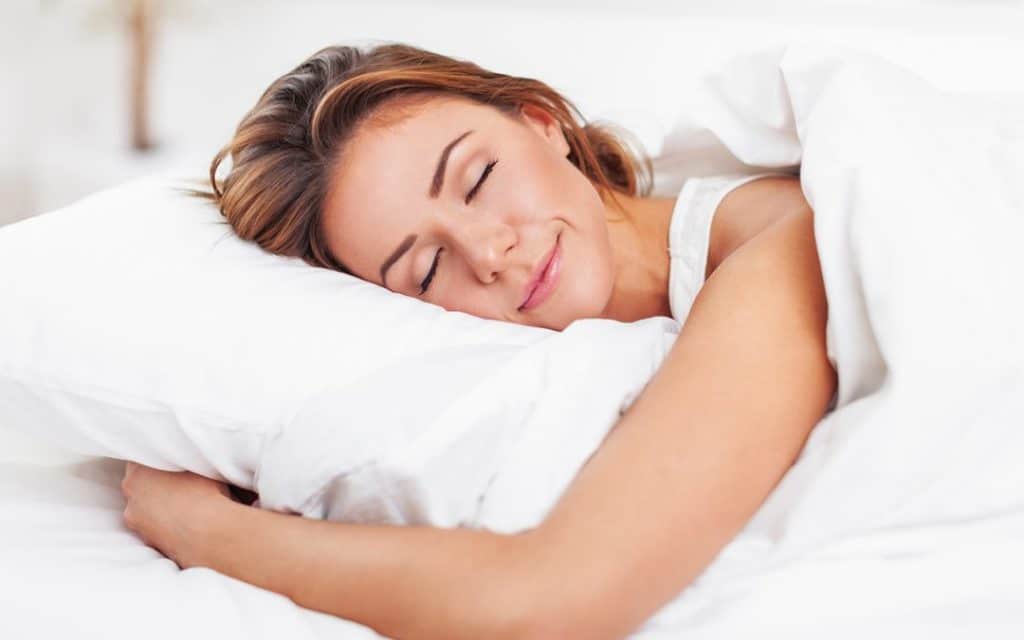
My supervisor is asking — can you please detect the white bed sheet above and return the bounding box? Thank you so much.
[0,425,382,640]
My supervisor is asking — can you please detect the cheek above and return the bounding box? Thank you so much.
[557,226,616,323]
[503,144,584,214]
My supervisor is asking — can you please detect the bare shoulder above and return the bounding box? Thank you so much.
[706,175,811,279]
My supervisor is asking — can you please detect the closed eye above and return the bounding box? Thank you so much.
[419,248,442,295]
[465,158,498,205]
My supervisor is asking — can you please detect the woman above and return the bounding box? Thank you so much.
[122,43,837,639]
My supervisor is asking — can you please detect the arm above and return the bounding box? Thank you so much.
[123,203,835,639]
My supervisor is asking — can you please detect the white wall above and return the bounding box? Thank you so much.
[2,0,1022,227]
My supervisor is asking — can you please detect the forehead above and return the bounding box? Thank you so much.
[339,95,507,177]
[330,95,501,210]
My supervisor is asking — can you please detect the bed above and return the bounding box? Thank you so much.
[4,2,1024,638]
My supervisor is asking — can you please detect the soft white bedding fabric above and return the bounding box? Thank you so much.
[0,453,379,639]
[257,318,676,531]
[631,42,1024,637]
[4,40,1024,639]
[3,442,1023,640]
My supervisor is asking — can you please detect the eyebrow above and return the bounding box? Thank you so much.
[430,129,474,198]
[379,129,474,288]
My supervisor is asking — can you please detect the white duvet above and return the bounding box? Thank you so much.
[4,43,1024,638]
[630,43,1024,637]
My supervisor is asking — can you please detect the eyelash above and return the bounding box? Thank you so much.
[464,158,498,205]
[420,158,499,295]
[419,248,442,295]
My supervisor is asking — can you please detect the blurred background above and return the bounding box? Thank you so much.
[2,0,1022,228]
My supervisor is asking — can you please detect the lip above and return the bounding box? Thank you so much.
[518,234,562,312]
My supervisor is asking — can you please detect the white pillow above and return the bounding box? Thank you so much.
[0,174,676,519]
[0,175,545,482]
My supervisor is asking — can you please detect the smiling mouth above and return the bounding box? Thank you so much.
[518,234,561,312]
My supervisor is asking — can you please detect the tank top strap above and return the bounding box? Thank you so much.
[667,172,790,323]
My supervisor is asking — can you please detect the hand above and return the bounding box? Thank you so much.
[121,461,235,569]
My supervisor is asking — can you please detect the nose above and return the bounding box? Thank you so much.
[448,218,516,284]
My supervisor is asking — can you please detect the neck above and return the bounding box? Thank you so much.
[599,191,677,323]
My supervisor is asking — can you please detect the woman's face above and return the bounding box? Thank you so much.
[320,95,616,331]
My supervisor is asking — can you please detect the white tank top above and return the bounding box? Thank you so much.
[667,173,787,323]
